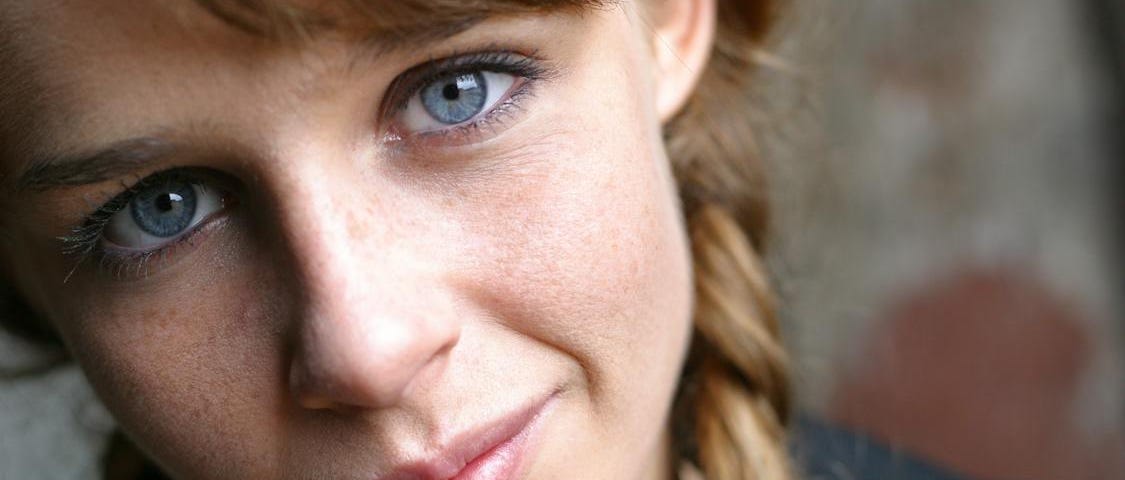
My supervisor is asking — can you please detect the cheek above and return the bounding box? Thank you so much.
[55,244,290,478]
[452,81,693,454]
[434,19,693,471]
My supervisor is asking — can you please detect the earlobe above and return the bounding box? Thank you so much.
[650,0,717,123]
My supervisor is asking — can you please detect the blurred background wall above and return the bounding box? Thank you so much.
[768,0,1124,478]
[1,0,1122,479]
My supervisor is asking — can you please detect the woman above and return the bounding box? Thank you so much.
[0,0,790,478]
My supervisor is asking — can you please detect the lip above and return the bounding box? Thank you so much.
[383,391,558,480]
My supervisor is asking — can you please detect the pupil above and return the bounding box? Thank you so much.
[155,193,182,213]
[442,83,460,101]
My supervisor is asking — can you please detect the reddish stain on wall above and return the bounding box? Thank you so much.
[828,266,1124,480]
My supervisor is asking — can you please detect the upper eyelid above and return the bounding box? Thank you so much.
[381,50,552,116]
[86,169,194,216]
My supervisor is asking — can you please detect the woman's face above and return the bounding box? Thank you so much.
[0,1,701,478]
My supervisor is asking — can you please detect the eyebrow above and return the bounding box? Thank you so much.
[348,17,486,69]
[16,137,178,192]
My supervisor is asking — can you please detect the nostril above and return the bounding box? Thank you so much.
[296,395,337,411]
[286,328,437,411]
[288,359,329,410]
[288,359,333,410]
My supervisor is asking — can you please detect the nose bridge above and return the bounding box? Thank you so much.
[275,161,460,411]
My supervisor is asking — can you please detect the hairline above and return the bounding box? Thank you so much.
[191,0,621,42]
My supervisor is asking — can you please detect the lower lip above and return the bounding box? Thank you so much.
[451,394,558,480]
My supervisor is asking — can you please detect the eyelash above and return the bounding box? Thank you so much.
[59,169,228,280]
[383,49,555,143]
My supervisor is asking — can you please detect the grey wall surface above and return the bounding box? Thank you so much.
[768,0,1123,478]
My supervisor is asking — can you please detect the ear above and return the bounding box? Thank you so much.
[649,0,717,123]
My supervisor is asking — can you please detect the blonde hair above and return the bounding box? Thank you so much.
[2,1,793,478]
[666,0,792,478]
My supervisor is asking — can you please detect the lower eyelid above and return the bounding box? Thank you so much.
[103,183,223,249]
[81,178,240,281]
[95,211,232,280]
[399,71,520,134]
[101,203,224,253]
[403,76,538,147]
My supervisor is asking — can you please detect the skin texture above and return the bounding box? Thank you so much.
[0,0,714,478]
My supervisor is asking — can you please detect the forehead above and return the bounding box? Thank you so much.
[0,0,611,91]
[0,0,612,179]
[0,1,253,169]
[0,0,612,66]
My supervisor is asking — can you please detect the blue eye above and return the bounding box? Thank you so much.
[399,70,517,134]
[103,179,225,249]
[130,180,197,238]
[420,72,489,125]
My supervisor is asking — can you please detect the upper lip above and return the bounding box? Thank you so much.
[379,391,554,480]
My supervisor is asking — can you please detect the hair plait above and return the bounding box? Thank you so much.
[665,0,794,478]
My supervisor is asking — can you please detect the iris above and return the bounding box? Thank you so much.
[129,180,197,238]
[420,72,488,124]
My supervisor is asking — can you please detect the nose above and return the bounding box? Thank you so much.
[281,172,461,411]
[289,290,461,411]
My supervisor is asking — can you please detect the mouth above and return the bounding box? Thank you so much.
[385,390,559,480]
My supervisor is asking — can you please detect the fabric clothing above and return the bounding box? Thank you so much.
[791,415,972,480]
